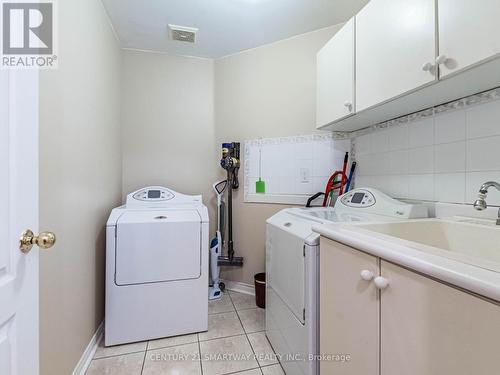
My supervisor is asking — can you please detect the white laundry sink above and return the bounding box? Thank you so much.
[354,218,500,273]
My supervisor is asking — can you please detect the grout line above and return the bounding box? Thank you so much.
[261,363,285,373]
[233,301,262,370]
[207,309,237,316]
[197,339,204,375]
[245,330,261,368]
[232,292,261,370]
[139,346,147,375]
[199,332,247,343]
[146,340,198,352]
[92,349,147,361]
[221,367,262,375]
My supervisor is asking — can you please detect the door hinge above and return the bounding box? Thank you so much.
[303,245,306,257]
[303,308,306,321]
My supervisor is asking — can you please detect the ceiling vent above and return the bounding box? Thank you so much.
[168,24,198,43]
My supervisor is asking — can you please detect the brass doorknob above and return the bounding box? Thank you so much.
[19,229,56,253]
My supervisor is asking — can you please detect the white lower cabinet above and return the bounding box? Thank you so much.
[320,238,379,375]
[380,260,500,375]
[320,237,500,375]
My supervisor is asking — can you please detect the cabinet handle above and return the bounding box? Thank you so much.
[360,270,374,281]
[422,62,434,72]
[344,101,353,112]
[374,276,389,290]
[436,55,448,65]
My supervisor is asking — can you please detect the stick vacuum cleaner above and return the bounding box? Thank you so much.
[218,143,244,268]
[209,180,227,300]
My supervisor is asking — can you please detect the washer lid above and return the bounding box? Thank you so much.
[115,209,202,286]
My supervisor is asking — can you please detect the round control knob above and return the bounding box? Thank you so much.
[360,270,374,281]
[374,276,389,290]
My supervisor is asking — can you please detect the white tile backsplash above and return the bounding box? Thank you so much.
[466,136,500,172]
[434,110,466,144]
[388,124,409,151]
[409,174,435,201]
[294,141,314,159]
[245,134,349,203]
[355,134,371,155]
[408,118,434,148]
[434,141,466,173]
[409,146,434,174]
[371,130,390,153]
[465,99,500,139]
[389,150,409,175]
[353,93,500,205]
[435,173,466,203]
[371,152,391,175]
[386,175,409,198]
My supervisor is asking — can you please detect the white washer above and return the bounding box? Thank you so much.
[266,188,428,375]
[105,186,209,346]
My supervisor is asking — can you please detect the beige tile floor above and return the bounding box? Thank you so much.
[86,291,285,375]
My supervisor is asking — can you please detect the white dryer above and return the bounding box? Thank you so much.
[105,186,209,346]
[266,188,428,375]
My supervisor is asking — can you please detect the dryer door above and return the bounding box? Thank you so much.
[115,209,201,285]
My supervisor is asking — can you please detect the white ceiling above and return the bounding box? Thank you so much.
[101,0,369,58]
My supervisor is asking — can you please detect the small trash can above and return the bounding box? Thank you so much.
[254,272,266,309]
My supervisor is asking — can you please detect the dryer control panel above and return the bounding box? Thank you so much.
[334,188,428,219]
[133,187,174,202]
[340,190,375,208]
[125,186,202,208]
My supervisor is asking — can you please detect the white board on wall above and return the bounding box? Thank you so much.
[244,134,351,205]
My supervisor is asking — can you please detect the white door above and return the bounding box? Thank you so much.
[316,17,355,128]
[438,0,500,78]
[0,68,42,374]
[356,0,436,111]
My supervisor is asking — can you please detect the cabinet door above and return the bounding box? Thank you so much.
[438,0,500,77]
[356,0,436,111]
[316,18,355,128]
[320,238,379,375]
[380,260,500,375]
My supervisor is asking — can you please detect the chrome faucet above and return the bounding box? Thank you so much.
[473,181,500,225]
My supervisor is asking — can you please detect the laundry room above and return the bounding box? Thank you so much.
[2,0,500,375]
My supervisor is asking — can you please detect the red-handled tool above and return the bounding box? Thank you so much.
[322,170,348,207]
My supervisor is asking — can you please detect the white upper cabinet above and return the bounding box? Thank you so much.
[316,0,500,131]
[438,0,500,78]
[316,18,355,128]
[355,0,437,112]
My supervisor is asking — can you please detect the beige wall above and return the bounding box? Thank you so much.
[214,25,341,284]
[39,0,122,374]
[121,50,217,226]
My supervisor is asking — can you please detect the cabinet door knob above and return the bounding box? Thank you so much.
[374,276,389,290]
[422,62,434,72]
[436,55,448,65]
[360,270,374,281]
[344,101,353,112]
